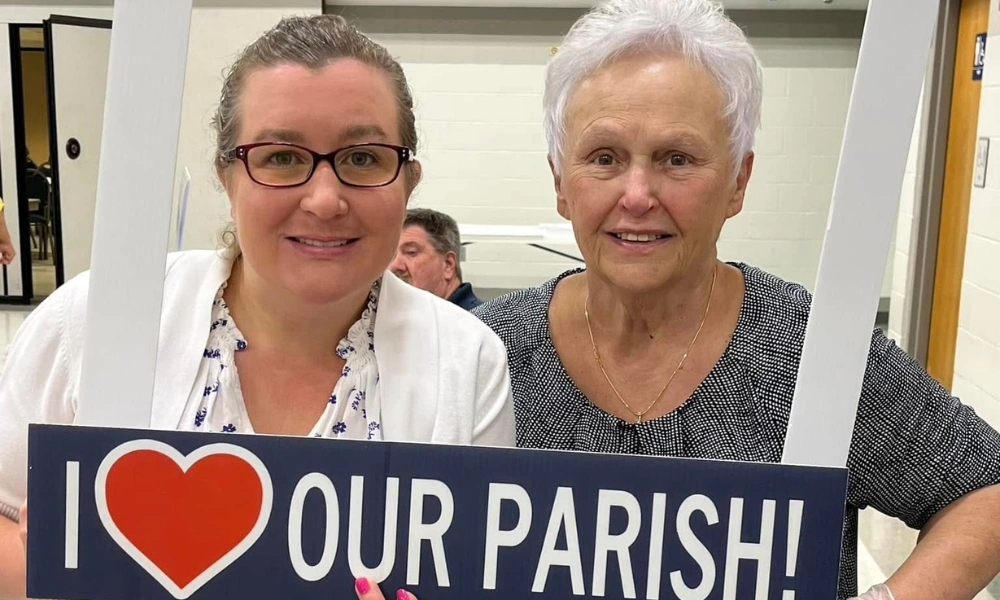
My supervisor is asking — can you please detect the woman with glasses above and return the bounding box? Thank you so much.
[0,15,514,600]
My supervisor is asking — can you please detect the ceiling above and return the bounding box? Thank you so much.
[327,0,867,8]
[15,0,867,12]
[14,0,111,5]
[17,0,318,7]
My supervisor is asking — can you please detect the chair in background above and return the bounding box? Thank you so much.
[25,168,52,261]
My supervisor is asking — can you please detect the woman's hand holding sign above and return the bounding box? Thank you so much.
[18,502,25,556]
[0,503,25,598]
[355,577,416,600]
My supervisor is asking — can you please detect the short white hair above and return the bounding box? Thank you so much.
[543,0,763,175]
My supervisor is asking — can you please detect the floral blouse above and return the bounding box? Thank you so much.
[177,279,383,440]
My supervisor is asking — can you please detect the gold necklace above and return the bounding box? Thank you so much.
[584,265,717,424]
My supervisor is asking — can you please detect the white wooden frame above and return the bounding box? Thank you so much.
[74,0,192,426]
[782,0,939,467]
[77,0,939,470]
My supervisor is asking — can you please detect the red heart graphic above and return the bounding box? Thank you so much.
[98,442,272,597]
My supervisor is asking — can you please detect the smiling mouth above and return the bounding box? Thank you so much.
[289,237,357,247]
[611,233,671,242]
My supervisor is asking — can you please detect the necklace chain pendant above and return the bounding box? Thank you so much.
[584,264,718,427]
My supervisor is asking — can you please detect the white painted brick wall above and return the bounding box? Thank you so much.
[343,7,887,294]
[720,64,856,292]
[953,0,1000,432]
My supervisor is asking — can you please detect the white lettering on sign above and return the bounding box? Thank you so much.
[483,483,533,590]
[288,473,340,582]
[723,499,776,600]
[593,490,642,598]
[406,479,454,587]
[65,461,81,570]
[349,476,400,582]
[645,493,668,600]
[533,487,585,595]
[783,499,805,600]
[63,443,815,598]
[670,494,719,600]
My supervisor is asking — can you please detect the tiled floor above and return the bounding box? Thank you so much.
[0,307,996,598]
[32,261,57,300]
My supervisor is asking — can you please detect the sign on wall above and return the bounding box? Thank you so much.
[974,32,987,81]
[974,137,990,189]
[27,425,848,600]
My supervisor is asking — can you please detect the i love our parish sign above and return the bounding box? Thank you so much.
[27,424,847,600]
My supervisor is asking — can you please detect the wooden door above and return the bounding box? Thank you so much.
[926,0,990,388]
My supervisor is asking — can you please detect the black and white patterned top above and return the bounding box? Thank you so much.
[473,263,1000,599]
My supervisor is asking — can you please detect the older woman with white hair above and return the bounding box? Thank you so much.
[473,1,1000,599]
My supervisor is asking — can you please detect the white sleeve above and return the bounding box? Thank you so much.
[0,288,78,520]
[471,331,516,448]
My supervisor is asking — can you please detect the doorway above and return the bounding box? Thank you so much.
[2,16,110,304]
[924,0,991,388]
[19,27,56,299]
[7,24,55,303]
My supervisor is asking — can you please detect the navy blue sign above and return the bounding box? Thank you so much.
[974,32,987,80]
[27,424,847,600]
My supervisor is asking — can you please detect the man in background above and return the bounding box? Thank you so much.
[390,208,483,310]
[23,147,37,172]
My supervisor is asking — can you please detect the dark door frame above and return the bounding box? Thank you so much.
[0,23,43,305]
[43,15,112,289]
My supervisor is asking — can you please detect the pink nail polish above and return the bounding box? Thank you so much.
[396,589,409,600]
[355,577,370,595]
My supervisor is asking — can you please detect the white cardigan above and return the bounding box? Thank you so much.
[0,250,515,516]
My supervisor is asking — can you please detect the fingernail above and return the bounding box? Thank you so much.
[355,577,370,595]
[396,589,409,600]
